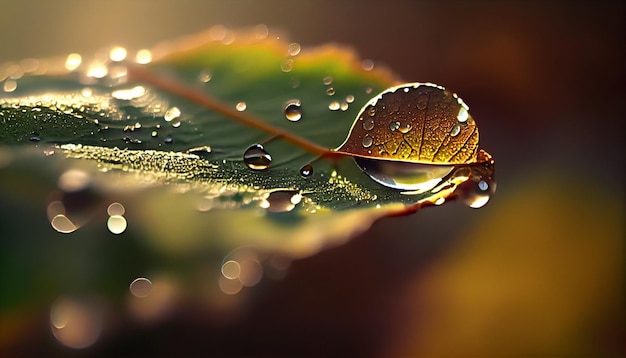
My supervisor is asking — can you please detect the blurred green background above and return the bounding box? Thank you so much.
[1,1,623,356]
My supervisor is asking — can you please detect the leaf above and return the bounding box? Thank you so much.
[0,27,495,299]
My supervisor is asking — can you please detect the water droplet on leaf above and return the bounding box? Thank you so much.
[236,101,247,111]
[328,101,340,111]
[362,135,373,148]
[354,157,454,192]
[164,107,181,122]
[362,118,375,131]
[450,123,461,137]
[243,144,272,170]
[284,99,302,121]
[300,164,313,177]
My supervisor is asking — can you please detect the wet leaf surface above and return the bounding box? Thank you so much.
[0,27,495,348]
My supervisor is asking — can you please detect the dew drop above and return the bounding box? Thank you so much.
[389,121,400,131]
[300,164,313,177]
[287,42,301,56]
[164,134,173,144]
[398,122,412,134]
[284,99,302,122]
[235,101,247,111]
[164,107,181,122]
[29,135,41,142]
[457,106,469,123]
[354,157,454,192]
[328,101,340,111]
[367,106,376,117]
[323,76,333,85]
[362,118,375,131]
[326,87,335,96]
[171,120,181,128]
[243,144,272,170]
[365,87,373,94]
[3,80,17,93]
[345,95,355,103]
[280,58,293,72]
[199,69,212,83]
[151,130,158,137]
[450,123,461,137]
[361,59,374,71]
[362,135,373,148]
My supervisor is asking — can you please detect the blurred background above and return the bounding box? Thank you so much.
[1,0,623,356]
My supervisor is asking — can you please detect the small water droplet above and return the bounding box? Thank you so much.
[235,102,247,111]
[450,123,461,137]
[367,106,376,116]
[243,144,272,170]
[300,164,313,177]
[403,87,410,93]
[362,135,373,148]
[164,107,181,121]
[457,106,469,123]
[365,87,373,94]
[398,122,412,133]
[171,120,181,128]
[389,121,400,131]
[164,134,173,144]
[362,118,375,131]
[287,42,301,56]
[29,135,41,142]
[345,95,355,103]
[284,99,302,121]
[326,87,335,96]
[151,130,158,137]
[280,58,293,72]
[328,101,340,111]
[44,149,56,156]
[107,215,127,234]
[199,69,212,83]
[323,76,333,85]
[361,59,374,71]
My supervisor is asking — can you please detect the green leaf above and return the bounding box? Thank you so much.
[0,28,495,305]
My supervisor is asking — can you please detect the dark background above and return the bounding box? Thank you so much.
[1,1,623,356]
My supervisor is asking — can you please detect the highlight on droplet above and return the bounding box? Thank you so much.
[50,297,102,349]
[129,277,153,298]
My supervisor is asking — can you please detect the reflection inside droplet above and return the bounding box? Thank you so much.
[300,164,313,177]
[362,118,375,131]
[354,157,454,192]
[243,144,272,170]
[284,99,302,121]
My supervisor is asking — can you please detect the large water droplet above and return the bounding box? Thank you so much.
[300,164,313,177]
[354,157,454,192]
[287,42,301,56]
[284,99,302,121]
[362,135,373,148]
[362,118,375,131]
[450,123,461,137]
[243,144,272,170]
